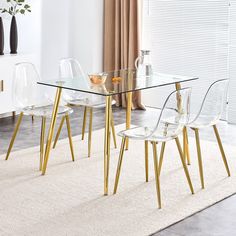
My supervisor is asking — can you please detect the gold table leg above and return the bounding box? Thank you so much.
[175,82,190,164]
[104,96,112,195]
[125,91,132,150]
[111,112,117,148]
[88,107,93,158]
[42,87,62,175]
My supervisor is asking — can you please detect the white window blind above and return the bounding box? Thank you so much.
[142,0,229,119]
[228,0,236,123]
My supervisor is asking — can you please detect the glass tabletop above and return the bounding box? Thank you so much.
[38,69,198,96]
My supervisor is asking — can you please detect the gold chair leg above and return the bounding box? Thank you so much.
[88,108,93,157]
[183,127,191,165]
[6,112,24,160]
[81,107,87,140]
[175,137,194,194]
[145,140,149,182]
[42,87,62,175]
[159,142,166,176]
[111,112,117,149]
[151,142,162,209]
[53,116,65,149]
[194,128,205,189]
[65,114,75,162]
[213,125,230,176]
[40,117,46,171]
[113,137,127,194]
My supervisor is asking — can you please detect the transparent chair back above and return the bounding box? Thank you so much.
[190,79,229,127]
[122,88,191,142]
[13,62,49,110]
[59,58,105,106]
[148,88,191,141]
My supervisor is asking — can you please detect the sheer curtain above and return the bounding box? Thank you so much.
[103,0,144,109]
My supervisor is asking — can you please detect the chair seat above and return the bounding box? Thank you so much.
[67,98,116,108]
[188,114,219,129]
[118,123,182,142]
[23,105,73,117]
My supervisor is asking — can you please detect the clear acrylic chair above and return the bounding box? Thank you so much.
[113,88,194,208]
[53,58,117,157]
[187,79,230,189]
[5,62,75,170]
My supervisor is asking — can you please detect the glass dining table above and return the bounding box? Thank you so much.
[38,69,198,195]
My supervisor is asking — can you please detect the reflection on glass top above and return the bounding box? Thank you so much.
[38,70,198,96]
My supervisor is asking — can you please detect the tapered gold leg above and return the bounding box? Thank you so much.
[65,114,75,162]
[88,107,93,157]
[213,125,230,176]
[183,127,191,165]
[40,117,46,171]
[53,116,65,149]
[42,87,62,175]
[145,140,149,182]
[111,112,117,149]
[151,142,162,209]
[113,137,127,194]
[159,142,166,176]
[104,96,112,195]
[175,137,194,194]
[194,128,204,189]
[81,107,87,140]
[6,112,24,160]
[125,91,132,150]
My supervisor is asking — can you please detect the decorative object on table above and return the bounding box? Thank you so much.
[88,73,108,85]
[0,0,31,54]
[135,50,153,77]
[0,16,4,55]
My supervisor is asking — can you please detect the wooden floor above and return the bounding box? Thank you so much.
[0,106,236,236]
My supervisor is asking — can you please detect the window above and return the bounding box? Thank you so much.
[142,0,229,119]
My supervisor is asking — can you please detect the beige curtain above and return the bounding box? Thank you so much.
[103,0,144,109]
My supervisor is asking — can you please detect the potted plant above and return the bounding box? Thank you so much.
[0,0,31,54]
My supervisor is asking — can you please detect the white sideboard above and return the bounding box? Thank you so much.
[0,54,39,116]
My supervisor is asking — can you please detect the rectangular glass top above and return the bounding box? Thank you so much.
[38,70,198,96]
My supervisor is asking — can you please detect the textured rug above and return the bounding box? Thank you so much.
[0,124,236,236]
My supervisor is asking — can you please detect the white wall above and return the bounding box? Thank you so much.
[69,0,104,73]
[0,0,41,67]
[40,0,71,79]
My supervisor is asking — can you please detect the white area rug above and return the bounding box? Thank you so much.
[0,124,236,236]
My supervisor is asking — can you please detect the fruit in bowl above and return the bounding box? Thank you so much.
[88,73,108,85]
